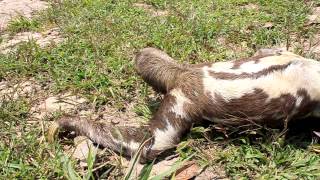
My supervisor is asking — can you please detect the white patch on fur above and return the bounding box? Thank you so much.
[202,55,320,103]
[152,118,177,150]
[237,61,266,73]
[115,140,141,154]
[127,141,141,152]
[295,96,304,107]
[118,141,140,156]
[208,61,234,72]
[208,53,303,75]
[109,129,141,153]
[170,88,192,119]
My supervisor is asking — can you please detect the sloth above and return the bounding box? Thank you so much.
[50,47,320,162]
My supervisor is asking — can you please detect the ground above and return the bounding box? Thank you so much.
[0,0,320,179]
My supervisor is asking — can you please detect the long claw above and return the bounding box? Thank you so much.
[47,121,60,143]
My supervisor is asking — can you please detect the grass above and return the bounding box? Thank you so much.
[6,16,41,34]
[182,126,320,179]
[0,99,63,178]
[221,143,320,179]
[0,0,319,179]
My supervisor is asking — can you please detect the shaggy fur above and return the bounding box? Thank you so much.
[55,47,320,162]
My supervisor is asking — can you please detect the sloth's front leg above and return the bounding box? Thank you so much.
[49,88,196,162]
[143,89,196,159]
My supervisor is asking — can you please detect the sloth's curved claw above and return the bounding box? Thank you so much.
[47,121,60,143]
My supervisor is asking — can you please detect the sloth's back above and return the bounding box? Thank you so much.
[194,52,320,125]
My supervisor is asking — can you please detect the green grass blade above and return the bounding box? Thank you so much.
[138,159,156,180]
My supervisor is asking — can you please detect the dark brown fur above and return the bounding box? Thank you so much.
[205,89,297,127]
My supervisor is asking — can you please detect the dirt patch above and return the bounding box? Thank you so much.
[297,5,320,58]
[30,92,87,119]
[133,3,168,17]
[0,0,48,31]
[0,79,42,103]
[0,0,63,54]
[216,37,251,57]
[69,136,100,162]
[300,34,320,57]
[306,6,320,26]
[0,28,64,54]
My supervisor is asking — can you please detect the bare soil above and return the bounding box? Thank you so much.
[0,0,48,30]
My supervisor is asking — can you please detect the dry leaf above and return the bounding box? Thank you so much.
[175,162,202,180]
